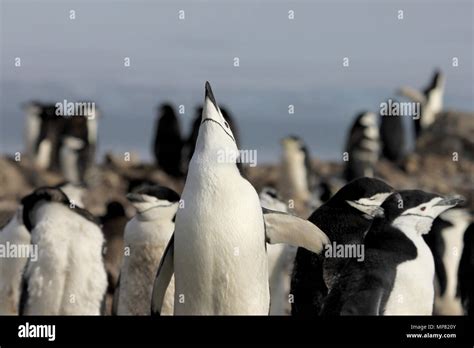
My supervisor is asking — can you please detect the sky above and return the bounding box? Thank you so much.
[1,0,472,163]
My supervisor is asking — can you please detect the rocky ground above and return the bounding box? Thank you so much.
[0,110,472,227]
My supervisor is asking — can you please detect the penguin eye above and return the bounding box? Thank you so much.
[224,121,229,129]
[420,206,426,211]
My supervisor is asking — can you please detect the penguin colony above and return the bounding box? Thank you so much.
[1,74,472,316]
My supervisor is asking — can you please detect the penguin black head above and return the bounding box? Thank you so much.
[21,187,71,231]
[127,185,180,215]
[281,136,307,152]
[104,201,126,218]
[379,190,465,234]
[159,103,176,118]
[429,69,444,90]
[21,186,99,232]
[326,177,394,218]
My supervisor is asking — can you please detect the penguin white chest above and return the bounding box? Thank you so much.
[385,239,434,315]
[174,170,269,315]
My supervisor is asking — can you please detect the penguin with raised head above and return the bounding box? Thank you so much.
[153,103,183,177]
[151,82,330,315]
[424,208,471,315]
[114,185,179,315]
[291,177,393,316]
[398,69,445,138]
[0,206,30,315]
[379,99,406,163]
[343,112,380,182]
[185,105,240,173]
[20,187,107,315]
[320,190,463,316]
[459,222,474,315]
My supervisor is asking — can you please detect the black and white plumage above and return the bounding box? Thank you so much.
[115,185,179,315]
[398,69,445,138]
[151,82,329,315]
[291,177,393,316]
[19,187,107,315]
[320,190,463,316]
[344,112,380,182]
[424,208,471,315]
[153,103,183,177]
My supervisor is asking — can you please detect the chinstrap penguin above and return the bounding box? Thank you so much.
[291,177,393,316]
[320,190,463,316]
[151,82,330,315]
[343,112,380,182]
[19,187,107,315]
[114,185,179,315]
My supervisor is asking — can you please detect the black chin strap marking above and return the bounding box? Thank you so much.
[401,213,434,220]
[201,118,236,143]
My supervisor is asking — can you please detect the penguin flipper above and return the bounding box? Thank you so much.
[263,208,330,254]
[151,234,174,316]
[397,86,426,104]
[340,288,384,316]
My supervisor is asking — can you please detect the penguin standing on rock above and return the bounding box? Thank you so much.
[320,190,463,316]
[151,82,330,315]
[153,104,183,177]
[291,177,393,316]
[398,69,445,138]
[20,187,107,315]
[114,185,179,316]
[343,112,380,182]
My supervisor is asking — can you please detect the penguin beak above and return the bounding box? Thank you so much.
[434,195,465,207]
[202,81,220,122]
